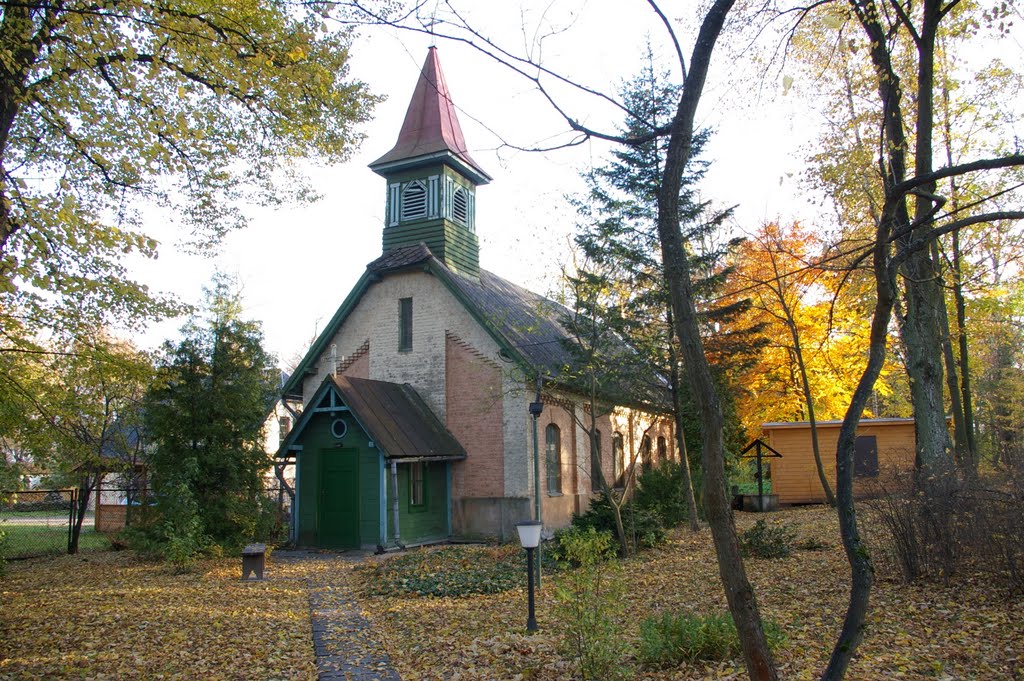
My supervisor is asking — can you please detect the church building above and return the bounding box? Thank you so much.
[277,47,677,551]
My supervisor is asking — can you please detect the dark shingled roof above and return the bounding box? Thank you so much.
[278,374,466,461]
[331,375,467,460]
[368,244,576,377]
[283,243,667,410]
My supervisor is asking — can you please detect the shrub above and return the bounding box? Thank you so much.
[868,468,1024,592]
[739,520,795,559]
[552,527,632,681]
[365,545,524,597]
[634,463,692,527]
[639,610,786,666]
[572,493,665,554]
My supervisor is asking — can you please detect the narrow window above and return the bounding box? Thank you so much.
[278,416,292,445]
[657,436,668,464]
[612,432,625,488]
[854,436,879,478]
[641,435,652,474]
[545,424,562,494]
[401,180,427,220]
[452,186,469,224]
[590,430,603,492]
[398,297,413,352]
[410,462,426,507]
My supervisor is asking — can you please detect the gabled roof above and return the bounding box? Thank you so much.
[368,47,491,185]
[282,244,574,399]
[278,374,467,461]
[281,244,668,412]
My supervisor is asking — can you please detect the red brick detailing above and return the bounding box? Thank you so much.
[339,340,370,379]
[445,333,504,498]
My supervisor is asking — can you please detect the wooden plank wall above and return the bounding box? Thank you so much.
[764,422,916,504]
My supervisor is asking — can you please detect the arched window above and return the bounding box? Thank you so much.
[545,424,562,494]
[657,436,668,464]
[590,430,603,492]
[452,185,469,224]
[641,435,652,473]
[612,432,625,488]
[400,180,427,221]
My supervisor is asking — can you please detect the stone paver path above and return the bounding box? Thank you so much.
[276,551,401,681]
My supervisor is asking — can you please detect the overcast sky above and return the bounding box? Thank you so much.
[128,2,858,362]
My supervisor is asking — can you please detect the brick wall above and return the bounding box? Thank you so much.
[341,343,369,379]
[446,333,504,499]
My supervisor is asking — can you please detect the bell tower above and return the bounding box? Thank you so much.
[369,47,492,278]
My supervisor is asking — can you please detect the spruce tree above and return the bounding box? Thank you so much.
[568,51,763,529]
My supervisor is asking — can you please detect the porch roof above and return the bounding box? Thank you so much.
[278,374,467,462]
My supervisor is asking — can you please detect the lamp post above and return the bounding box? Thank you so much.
[529,375,544,588]
[516,520,542,632]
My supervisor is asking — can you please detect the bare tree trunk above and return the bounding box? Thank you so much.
[655,2,776,677]
[933,241,970,469]
[898,0,956,493]
[668,318,700,531]
[791,324,836,506]
[950,213,977,469]
[69,474,95,554]
[822,216,893,680]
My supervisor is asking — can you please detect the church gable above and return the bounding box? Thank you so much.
[295,266,507,415]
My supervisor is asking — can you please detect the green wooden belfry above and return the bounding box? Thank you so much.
[368,46,492,279]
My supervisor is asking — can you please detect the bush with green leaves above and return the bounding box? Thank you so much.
[634,462,694,527]
[739,520,796,559]
[639,610,786,666]
[552,527,632,681]
[365,545,524,597]
[572,492,665,554]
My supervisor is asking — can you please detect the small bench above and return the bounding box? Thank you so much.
[241,543,266,580]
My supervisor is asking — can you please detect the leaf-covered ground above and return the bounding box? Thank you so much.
[352,507,1024,680]
[1,507,1021,679]
[0,551,317,680]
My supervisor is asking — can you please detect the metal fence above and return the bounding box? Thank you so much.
[0,489,82,560]
[1,481,293,561]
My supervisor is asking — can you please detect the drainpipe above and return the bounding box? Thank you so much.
[390,459,402,549]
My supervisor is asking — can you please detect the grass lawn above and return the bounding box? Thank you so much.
[0,524,109,560]
[0,510,72,519]
[0,551,316,680]
[352,506,1024,680]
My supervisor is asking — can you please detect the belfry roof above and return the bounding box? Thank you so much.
[368,47,491,184]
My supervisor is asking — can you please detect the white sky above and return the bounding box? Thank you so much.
[128,2,830,363]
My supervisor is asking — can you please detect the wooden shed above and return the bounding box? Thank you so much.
[761,418,917,504]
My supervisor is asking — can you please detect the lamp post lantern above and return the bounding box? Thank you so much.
[516,520,542,632]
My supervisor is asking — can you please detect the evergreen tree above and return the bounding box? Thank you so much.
[567,51,763,529]
[144,276,277,567]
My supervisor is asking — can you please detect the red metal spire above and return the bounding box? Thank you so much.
[370,47,491,183]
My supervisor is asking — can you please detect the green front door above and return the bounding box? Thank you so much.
[319,449,359,549]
